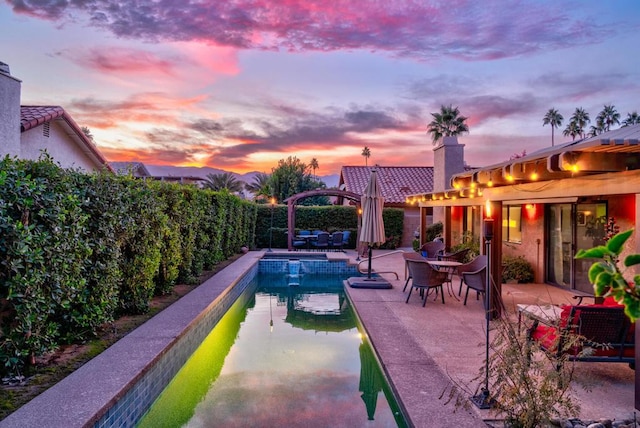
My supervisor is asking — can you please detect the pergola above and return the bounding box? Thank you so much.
[284,189,362,251]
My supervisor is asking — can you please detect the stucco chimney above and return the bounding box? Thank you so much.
[0,61,21,158]
[433,136,465,193]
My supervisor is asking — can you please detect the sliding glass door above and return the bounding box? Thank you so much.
[547,204,573,287]
[546,202,607,292]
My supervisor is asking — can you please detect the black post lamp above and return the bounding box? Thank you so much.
[471,200,495,409]
[267,197,275,252]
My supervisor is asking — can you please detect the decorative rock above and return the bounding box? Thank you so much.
[587,423,606,428]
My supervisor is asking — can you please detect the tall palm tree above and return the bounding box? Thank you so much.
[597,104,620,132]
[427,105,469,145]
[542,108,563,146]
[622,111,640,127]
[309,158,319,179]
[361,146,371,166]
[203,172,244,193]
[569,107,590,139]
[244,172,271,201]
[563,121,581,141]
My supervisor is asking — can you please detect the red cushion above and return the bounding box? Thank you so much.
[531,303,635,358]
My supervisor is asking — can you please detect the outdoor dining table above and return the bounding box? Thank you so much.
[426,260,463,300]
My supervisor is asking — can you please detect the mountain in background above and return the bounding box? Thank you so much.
[146,165,340,188]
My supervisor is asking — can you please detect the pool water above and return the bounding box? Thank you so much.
[137,273,405,427]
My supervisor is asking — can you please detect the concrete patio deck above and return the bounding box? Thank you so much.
[344,248,636,427]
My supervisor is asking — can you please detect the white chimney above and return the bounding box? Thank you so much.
[0,61,21,158]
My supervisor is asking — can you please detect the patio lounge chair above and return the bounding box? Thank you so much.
[405,258,448,306]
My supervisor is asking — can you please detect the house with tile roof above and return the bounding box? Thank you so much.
[338,166,435,247]
[413,125,640,318]
[0,62,112,172]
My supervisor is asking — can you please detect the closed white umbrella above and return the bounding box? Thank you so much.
[359,169,385,278]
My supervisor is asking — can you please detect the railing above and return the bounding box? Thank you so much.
[356,249,405,279]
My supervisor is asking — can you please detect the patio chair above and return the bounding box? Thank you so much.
[405,259,448,306]
[438,248,470,263]
[456,255,487,296]
[311,232,330,251]
[402,252,427,291]
[330,231,343,251]
[419,241,445,259]
[462,266,487,307]
[293,230,311,251]
[341,230,351,248]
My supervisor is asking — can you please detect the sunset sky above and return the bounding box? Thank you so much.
[1,1,639,175]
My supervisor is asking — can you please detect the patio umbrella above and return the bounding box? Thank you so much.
[359,169,385,279]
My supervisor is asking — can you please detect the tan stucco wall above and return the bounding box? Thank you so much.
[21,121,98,171]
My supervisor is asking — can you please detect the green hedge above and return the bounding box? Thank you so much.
[0,156,256,375]
[254,205,404,250]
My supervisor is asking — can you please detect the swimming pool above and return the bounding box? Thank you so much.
[137,270,406,427]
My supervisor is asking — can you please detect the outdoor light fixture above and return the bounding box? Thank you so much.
[267,197,275,252]
[471,200,495,409]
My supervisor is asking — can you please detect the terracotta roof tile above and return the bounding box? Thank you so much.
[20,106,65,132]
[340,166,434,204]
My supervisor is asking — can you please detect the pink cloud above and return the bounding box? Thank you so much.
[9,0,615,61]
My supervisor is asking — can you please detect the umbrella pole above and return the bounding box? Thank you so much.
[367,245,373,279]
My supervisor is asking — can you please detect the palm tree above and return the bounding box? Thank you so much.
[622,111,640,127]
[427,105,469,145]
[309,158,319,179]
[587,125,602,138]
[597,104,620,132]
[563,121,581,141]
[81,126,94,141]
[203,172,244,193]
[542,108,563,146]
[361,146,371,166]
[569,107,590,139]
[244,172,272,201]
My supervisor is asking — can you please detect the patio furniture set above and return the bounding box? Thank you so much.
[403,245,487,307]
[292,230,350,251]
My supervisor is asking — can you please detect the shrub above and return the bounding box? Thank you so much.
[426,222,443,242]
[502,255,534,283]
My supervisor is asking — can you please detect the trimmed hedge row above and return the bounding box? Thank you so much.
[254,204,404,250]
[0,156,256,375]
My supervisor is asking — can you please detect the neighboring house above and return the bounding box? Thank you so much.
[110,161,152,177]
[413,124,640,297]
[110,161,206,186]
[0,62,112,172]
[338,166,435,247]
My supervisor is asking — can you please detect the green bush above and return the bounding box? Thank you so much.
[450,231,480,263]
[0,156,256,376]
[502,255,534,283]
[426,222,443,242]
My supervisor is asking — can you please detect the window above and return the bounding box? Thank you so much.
[502,205,522,243]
